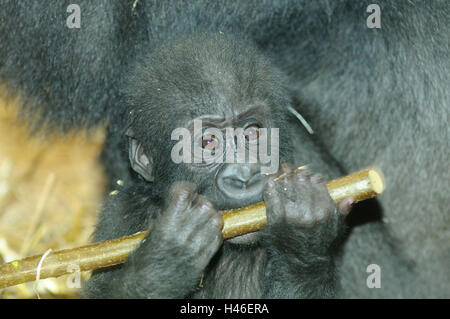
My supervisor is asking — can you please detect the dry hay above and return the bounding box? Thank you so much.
[0,89,106,298]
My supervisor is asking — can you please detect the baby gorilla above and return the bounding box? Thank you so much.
[86,33,351,298]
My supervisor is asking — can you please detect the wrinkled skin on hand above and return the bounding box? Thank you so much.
[262,163,353,261]
[258,164,354,298]
[121,182,224,298]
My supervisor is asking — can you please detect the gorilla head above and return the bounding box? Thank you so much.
[123,33,293,212]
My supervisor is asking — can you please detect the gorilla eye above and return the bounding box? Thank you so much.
[244,125,260,141]
[202,135,219,150]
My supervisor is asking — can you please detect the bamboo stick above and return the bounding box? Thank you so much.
[0,167,384,289]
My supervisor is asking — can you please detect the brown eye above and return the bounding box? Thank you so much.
[202,135,219,150]
[244,125,260,141]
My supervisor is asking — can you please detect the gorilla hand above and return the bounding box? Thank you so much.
[121,182,223,298]
[262,164,353,256]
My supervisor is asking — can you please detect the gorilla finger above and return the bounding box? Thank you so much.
[199,204,224,230]
[271,163,294,183]
[200,235,223,262]
[281,163,294,174]
[212,214,224,231]
[190,196,220,227]
[193,195,217,213]
[167,182,198,212]
[208,233,224,254]
[294,167,313,182]
[310,173,326,185]
[263,178,285,224]
[338,196,354,216]
[169,181,197,201]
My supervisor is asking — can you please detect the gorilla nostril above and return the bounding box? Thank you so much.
[247,173,264,187]
[223,173,264,190]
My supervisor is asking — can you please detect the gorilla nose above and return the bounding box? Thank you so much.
[223,174,261,189]
[217,164,265,200]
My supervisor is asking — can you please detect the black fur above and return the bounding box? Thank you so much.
[0,0,448,298]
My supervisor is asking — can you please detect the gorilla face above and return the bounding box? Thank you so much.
[124,34,295,244]
[125,34,293,210]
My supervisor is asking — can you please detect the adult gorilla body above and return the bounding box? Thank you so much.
[0,1,448,298]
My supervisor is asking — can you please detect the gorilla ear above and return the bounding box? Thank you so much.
[127,131,154,182]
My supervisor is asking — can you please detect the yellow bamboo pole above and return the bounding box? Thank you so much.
[0,167,384,289]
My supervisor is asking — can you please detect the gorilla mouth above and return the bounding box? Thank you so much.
[218,173,267,245]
